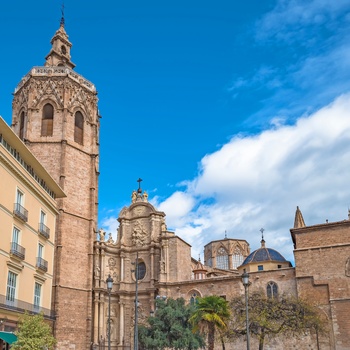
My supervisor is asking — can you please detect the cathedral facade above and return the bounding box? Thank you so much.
[3,17,350,350]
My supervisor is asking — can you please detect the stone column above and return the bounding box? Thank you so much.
[119,302,125,345]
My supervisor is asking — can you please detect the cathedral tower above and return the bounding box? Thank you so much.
[11,18,100,350]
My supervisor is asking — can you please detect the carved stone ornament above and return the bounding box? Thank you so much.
[132,220,147,246]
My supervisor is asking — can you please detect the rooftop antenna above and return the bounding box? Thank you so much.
[60,1,65,27]
[137,178,143,194]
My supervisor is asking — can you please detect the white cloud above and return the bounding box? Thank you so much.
[256,0,350,43]
[99,95,350,266]
[156,94,350,262]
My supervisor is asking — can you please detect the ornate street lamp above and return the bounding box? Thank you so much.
[133,253,139,350]
[241,272,250,350]
[106,274,113,350]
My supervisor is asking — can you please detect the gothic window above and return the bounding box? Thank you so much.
[267,281,278,299]
[41,103,54,136]
[74,111,84,144]
[19,111,25,140]
[232,248,244,269]
[216,247,229,269]
[190,293,198,305]
[207,257,212,267]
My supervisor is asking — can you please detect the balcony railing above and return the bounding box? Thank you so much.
[0,293,55,319]
[38,223,50,239]
[13,203,28,222]
[10,242,25,260]
[36,257,48,272]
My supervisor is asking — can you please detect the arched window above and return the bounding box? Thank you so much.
[74,111,84,144]
[19,111,25,140]
[41,103,54,136]
[216,247,229,269]
[267,281,278,299]
[232,248,244,269]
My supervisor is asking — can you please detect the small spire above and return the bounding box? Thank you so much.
[198,254,201,262]
[60,2,65,27]
[224,230,227,239]
[260,228,265,247]
[294,206,306,228]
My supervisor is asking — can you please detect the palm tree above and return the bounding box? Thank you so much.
[189,295,230,350]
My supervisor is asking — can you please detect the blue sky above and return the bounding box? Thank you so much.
[1,0,350,263]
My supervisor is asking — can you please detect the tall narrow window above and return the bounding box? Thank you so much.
[216,247,229,269]
[41,103,54,136]
[267,281,278,299]
[232,249,244,269]
[6,271,17,305]
[74,111,84,144]
[34,282,41,309]
[19,111,25,140]
[38,243,44,259]
[40,210,46,225]
[16,189,23,206]
[12,227,20,245]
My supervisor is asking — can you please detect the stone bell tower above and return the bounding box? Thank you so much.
[11,17,100,350]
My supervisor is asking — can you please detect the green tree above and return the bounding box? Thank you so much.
[138,297,205,350]
[189,295,230,350]
[11,312,56,350]
[228,292,325,350]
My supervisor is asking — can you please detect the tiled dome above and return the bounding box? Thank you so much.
[241,239,287,266]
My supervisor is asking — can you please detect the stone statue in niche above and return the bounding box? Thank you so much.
[94,262,100,278]
[132,221,147,246]
[346,257,350,277]
[98,229,105,242]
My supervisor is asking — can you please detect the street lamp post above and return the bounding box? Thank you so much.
[241,272,250,350]
[106,274,113,350]
[134,253,139,350]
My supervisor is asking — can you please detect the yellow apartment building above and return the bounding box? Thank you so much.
[0,116,65,347]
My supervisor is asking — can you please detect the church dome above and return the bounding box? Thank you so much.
[241,239,287,266]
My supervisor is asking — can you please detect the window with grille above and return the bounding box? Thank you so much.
[41,103,54,136]
[6,271,17,304]
[34,282,41,308]
[216,247,229,269]
[267,281,278,299]
[74,111,84,144]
